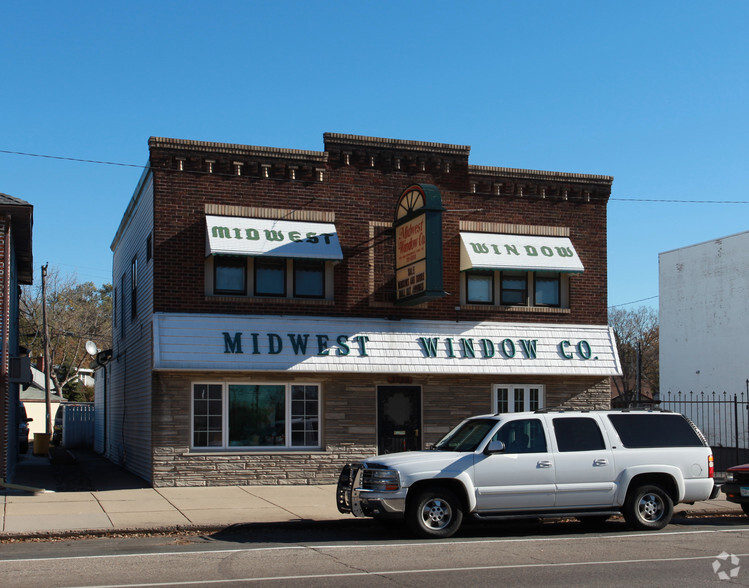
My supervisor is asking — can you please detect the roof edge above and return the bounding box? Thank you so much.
[469,164,613,184]
[324,133,471,156]
[148,137,328,162]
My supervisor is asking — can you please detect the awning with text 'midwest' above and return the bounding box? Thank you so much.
[206,215,343,260]
[460,232,584,273]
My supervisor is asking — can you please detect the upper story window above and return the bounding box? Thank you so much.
[120,273,126,338]
[460,232,581,310]
[465,270,493,304]
[464,271,566,308]
[255,257,286,296]
[131,256,138,320]
[205,214,341,301]
[534,272,560,306]
[207,256,332,300]
[215,256,246,295]
[293,259,325,298]
[500,271,529,306]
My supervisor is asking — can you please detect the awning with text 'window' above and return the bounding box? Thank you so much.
[206,215,343,260]
[460,232,584,273]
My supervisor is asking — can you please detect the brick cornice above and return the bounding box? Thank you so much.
[324,133,471,157]
[148,137,328,163]
[469,164,613,186]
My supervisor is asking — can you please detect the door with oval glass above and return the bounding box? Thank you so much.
[377,385,421,454]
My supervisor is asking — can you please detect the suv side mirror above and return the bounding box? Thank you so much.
[484,440,505,455]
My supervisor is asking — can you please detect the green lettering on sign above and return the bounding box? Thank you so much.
[222,332,243,354]
[419,337,440,358]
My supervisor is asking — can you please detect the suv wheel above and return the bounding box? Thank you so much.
[623,484,673,530]
[741,504,749,517]
[407,488,463,539]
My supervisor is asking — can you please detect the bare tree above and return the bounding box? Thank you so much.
[609,306,659,407]
[20,267,112,398]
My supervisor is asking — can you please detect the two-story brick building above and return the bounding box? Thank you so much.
[107,133,620,486]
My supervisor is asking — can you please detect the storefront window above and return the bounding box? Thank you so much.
[291,385,320,446]
[192,383,320,449]
[193,384,223,447]
[229,385,286,446]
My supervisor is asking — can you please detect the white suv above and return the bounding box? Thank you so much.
[337,410,718,538]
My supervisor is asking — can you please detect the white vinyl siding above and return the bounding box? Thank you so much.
[108,170,155,482]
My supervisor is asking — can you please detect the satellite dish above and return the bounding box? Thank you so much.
[85,340,99,356]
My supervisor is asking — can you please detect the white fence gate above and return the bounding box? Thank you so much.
[61,403,95,449]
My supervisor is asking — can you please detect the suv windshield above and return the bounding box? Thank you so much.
[433,419,496,452]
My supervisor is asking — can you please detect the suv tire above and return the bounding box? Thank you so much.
[623,484,673,530]
[407,488,463,539]
[741,504,749,517]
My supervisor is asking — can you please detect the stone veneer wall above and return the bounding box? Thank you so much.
[151,371,610,487]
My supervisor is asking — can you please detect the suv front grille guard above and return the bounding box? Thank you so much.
[336,463,362,514]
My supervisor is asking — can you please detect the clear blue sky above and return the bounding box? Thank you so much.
[2,1,747,309]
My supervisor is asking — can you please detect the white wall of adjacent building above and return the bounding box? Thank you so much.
[660,230,749,397]
[659,230,749,451]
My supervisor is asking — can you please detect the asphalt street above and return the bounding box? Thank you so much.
[1,517,748,587]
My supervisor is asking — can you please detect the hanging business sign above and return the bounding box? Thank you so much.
[393,184,445,305]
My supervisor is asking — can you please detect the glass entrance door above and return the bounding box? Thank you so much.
[377,385,421,454]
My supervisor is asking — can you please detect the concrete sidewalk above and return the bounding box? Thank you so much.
[1,449,745,539]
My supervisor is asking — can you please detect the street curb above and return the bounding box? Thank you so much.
[0,518,364,542]
[1,511,745,543]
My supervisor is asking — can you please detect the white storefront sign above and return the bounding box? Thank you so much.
[153,313,621,376]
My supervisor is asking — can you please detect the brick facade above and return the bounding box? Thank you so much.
[111,133,616,486]
[148,134,611,325]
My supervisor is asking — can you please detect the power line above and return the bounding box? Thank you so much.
[0,149,145,169]
[608,295,658,309]
[4,148,749,205]
[611,198,749,204]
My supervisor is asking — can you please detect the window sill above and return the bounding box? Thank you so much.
[205,295,334,305]
[460,304,571,313]
[185,448,326,456]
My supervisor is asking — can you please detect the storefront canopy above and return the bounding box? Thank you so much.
[206,215,343,260]
[460,232,584,273]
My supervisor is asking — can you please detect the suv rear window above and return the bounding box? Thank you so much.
[607,414,704,448]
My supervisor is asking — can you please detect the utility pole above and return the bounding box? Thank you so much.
[42,263,52,434]
[635,341,642,406]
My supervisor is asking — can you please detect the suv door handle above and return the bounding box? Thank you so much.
[594,458,609,466]
[537,460,552,468]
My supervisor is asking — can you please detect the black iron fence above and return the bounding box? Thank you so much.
[657,391,749,471]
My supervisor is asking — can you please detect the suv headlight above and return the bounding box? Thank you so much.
[362,467,400,491]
